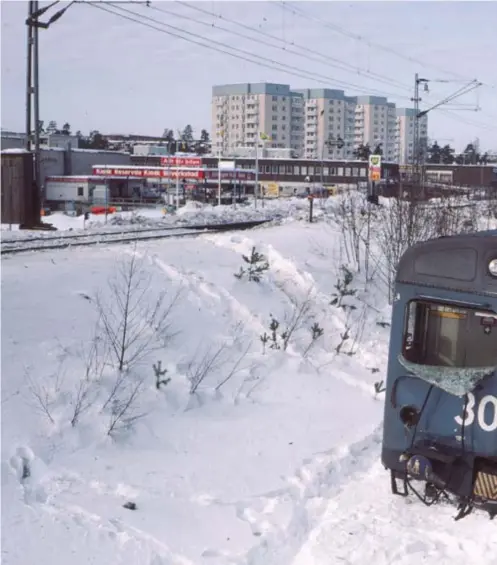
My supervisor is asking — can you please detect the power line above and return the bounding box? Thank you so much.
[173,1,496,132]
[86,2,497,136]
[172,1,412,94]
[101,1,414,101]
[279,1,495,88]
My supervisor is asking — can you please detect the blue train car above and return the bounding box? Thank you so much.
[381,230,497,520]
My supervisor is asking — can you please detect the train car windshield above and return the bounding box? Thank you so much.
[403,301,497,368]
[400,301,497,396]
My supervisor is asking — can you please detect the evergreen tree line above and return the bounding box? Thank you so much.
[426,141,491,165]
[37,120,493,163]
[37,121,210,152]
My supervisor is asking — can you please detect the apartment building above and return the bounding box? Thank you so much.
[395,108,429,165]
[211,83,299,156]
[211,83,427,163]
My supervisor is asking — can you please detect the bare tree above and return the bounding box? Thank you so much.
[25,365,64,425]
[372,195,434,303]
[70,334,108,427]
[106,375,147,435]
[95,250,182,372]
[215,340,254,391]
[279,286,315,351]
[330,189,368,271]
[186,343,229,395]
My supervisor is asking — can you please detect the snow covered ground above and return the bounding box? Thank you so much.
[2,197,496,565]
[0,198,316,241]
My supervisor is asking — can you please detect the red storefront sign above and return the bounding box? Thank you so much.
[160,157,203,167]
[92,167,203,180]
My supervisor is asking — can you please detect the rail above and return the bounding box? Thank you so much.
[1,219,271,256]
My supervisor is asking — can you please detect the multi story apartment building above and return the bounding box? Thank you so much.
[395,108,429,165]
[211,83,427,163]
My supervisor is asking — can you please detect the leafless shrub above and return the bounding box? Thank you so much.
[70,334,108,427]
[278,285,315,351]
[331,189,368,271]
[371,195,434,303]
[25,365,65,425]
[186,343,230,395]
[106,374,147,436]
[215,340,254,392]
[95,250,182,372]
[371,190,479,302]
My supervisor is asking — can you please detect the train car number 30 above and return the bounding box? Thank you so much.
[455,393,497,432]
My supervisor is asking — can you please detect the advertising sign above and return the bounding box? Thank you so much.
[92,167,203,180]
[368,155,382,182]
[265,182,279,198]
[159,157,203,167]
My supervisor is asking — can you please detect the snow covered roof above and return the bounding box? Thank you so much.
[1,148,31,155]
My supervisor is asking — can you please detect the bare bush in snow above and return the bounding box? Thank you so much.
[106,374,147,435]
[278,285,315,351]
[70,333,108,427]
[186,343,230,395]
[95,250,182,372]
[371,196,434,303]
[25,365,65,425]
[331,190,368,271]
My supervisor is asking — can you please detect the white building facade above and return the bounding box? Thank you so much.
[395,108,429,165]
[211,83,428,163]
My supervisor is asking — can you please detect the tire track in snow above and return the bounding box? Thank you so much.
[148,253,267,337]
[291,460,497,565]
[203,233,378,394]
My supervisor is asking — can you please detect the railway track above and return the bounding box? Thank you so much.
[1,219,271,256]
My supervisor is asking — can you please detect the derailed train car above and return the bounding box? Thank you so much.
[382,230,497,520]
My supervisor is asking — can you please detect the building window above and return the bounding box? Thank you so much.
[323,166,329,176]
[77,186,84,196]
[279,165,286,174]
[301,166,307,176]
[271,165,278,174]
[294,165,300,175]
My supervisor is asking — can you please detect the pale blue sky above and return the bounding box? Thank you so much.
[1,0,496,152]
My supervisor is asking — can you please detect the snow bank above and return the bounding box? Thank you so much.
[2,202,495,565]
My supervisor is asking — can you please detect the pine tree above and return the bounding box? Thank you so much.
[234,247,269,282]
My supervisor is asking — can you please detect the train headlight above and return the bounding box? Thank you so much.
[407,454,433,481]
[489,259,497,277]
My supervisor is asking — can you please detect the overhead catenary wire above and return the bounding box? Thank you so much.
[100,1,415,101]
[279,1,497,92]
[86,2,497,136]
[171,0,413,94]
[172,1,496,133]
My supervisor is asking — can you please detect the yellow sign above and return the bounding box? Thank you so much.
[265,182,279,197]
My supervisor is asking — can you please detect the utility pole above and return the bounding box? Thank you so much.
[411,73,429,189]
[25,1,34,152]
[254,123,259,209]
[25,0,76,214]
[33,1,41,207]
[411,73,482,193]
